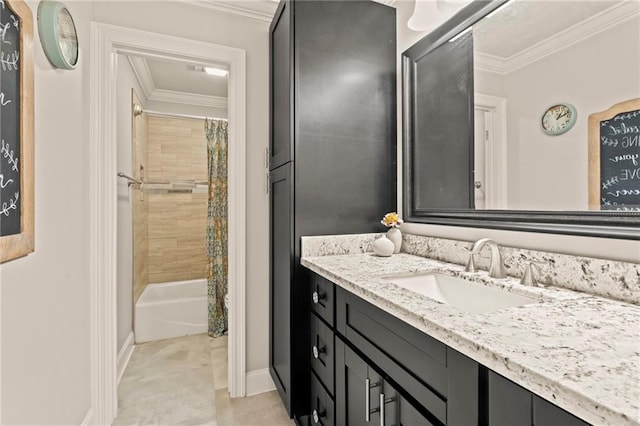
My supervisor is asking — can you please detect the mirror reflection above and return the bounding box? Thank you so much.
[471,0,640,211]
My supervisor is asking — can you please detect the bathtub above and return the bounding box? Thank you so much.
[134,279,207,343]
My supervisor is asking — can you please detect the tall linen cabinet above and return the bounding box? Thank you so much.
[269,0,397,421]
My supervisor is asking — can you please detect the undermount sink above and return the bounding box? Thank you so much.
[383,273,538,314]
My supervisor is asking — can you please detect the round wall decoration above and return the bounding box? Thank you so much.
[541,103,577,136]
[37,1,78,69]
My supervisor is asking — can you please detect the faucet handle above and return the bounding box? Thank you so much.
[463,246,478,273]
[520,260,546,286]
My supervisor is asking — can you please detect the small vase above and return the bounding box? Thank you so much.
[387,227,402,254]
[372,234,394,257]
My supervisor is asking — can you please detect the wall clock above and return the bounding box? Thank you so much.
[541,103,577,136]
[37,1,78,69]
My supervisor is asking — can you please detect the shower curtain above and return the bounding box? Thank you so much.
[205,118,228,337]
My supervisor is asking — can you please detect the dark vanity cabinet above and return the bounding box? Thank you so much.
[303,270,593,426]
[269,0,397,420]
[488,372,590,426]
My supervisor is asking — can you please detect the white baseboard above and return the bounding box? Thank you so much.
[116,331,135,386]
[245,368,275,397]
[81,408,94,426]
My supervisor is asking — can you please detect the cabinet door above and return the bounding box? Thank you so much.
[269,0,293,169]
[533,396,590,426]
[336,339,436,426]
[269,163,294,414]
[336,339,383,426]
[488,371,531,426]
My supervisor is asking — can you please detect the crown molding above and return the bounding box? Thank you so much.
[126,55,154,101]
[127,55,228,109]
[475,1,640,75]
[187,0,276,23]
[148,89,228,109]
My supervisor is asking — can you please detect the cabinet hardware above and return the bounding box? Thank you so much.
[266,172,270,194]
[312,345,326,359]
[365,378,381,422]
[265,147,270,168]
[312,408,325,424]
[312,290,324,304]
[378,393,395,426]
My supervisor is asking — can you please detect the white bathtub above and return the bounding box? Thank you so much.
[134,279,207,343]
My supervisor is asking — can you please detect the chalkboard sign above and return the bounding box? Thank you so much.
[589,98,640,212]
[0,0,34,263]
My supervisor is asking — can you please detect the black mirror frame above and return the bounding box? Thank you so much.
[402,0,640,240]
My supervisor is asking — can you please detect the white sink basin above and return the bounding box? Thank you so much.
[384,273,538,314]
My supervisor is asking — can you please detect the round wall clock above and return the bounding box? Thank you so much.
[37,1,79,70]
[541,103,577,136]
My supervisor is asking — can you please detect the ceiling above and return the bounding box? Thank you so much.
[474,0,631,58]
[129,0,637,104]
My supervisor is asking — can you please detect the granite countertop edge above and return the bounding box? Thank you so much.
[300,253,640,426]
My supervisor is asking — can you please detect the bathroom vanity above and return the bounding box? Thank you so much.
[300,234,640,426]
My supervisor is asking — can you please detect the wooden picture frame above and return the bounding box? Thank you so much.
[0,0,34,263]
[588,98,640,210]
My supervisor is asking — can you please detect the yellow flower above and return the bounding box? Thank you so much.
[381,212,403,228]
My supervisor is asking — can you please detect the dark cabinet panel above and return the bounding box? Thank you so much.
[310,313,335,396]
[310,372,335,426]
[310,274,335,327]
[269,1,293,170]
[269,0,397,420]
[534,396,590,426]
[269,163,294,413]
[447,349,480,426]
[488,371,532,426]
[336,339,436,426]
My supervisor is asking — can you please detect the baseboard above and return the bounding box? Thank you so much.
[116,331,135,386]
[81,408,94,426]
[245,368,275,397]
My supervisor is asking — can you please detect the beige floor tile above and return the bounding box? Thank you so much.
[114,333,292,426]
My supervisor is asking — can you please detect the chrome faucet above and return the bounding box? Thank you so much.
[469,238,507,279]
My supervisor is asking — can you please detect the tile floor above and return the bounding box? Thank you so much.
[114,334,294,426]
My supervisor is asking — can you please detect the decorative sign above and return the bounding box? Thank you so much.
[589,98,640,211]
[0,0,34,263]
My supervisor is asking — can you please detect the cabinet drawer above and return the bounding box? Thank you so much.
[311,312,335,395]
[311,371,335,426]
[310,273,335,326]
[337,288,447,394]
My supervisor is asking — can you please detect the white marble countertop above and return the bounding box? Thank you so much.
[301,252,640,426]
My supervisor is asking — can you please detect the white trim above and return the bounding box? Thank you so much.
[90,23,247,425]
[475,93,508,209]
[145,110,226,122]
[116,332,135,386]
[475,1,640,75]
[81,408,94,426]
[188,0,276,23]
[148,89,228,109]
[127,56,228,109]
[126,56,154,101]
[245,369,276,397]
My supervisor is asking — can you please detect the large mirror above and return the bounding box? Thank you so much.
[403,0,640,239]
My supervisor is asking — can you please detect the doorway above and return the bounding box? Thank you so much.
[89,23,247,425]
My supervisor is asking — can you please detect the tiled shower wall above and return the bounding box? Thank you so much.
[132,92,148,303]
[146,116,208,284]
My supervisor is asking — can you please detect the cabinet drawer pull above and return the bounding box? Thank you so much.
[365,378,380,422]
[312,408,325,424]
[312,291,324,304]
[378,393,395,426]
[312,345,326,359]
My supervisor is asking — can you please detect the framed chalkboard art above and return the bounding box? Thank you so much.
[0,0,34,263]
[589,98,640,212]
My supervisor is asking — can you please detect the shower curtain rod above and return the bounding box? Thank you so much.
[144,109,228,122]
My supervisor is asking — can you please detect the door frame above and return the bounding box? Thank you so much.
[475,93,508,209]
[89,23,247,424]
